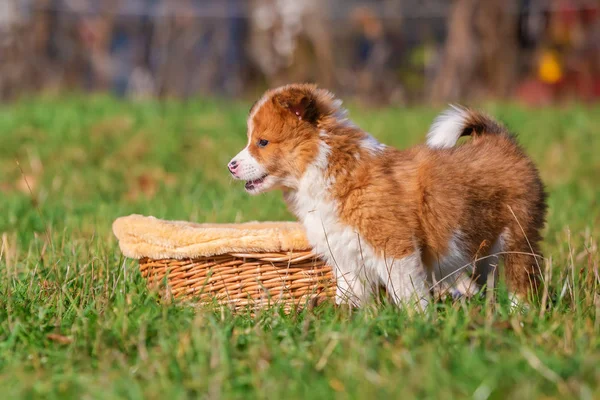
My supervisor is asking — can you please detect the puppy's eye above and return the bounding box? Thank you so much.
[258,139,269,148]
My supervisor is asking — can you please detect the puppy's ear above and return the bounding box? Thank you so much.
[288,96,313,121]
[275,88,319,124]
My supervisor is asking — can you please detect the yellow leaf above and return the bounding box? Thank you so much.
[538,51,562,84]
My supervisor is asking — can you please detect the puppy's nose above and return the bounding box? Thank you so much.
[228,160,238,175]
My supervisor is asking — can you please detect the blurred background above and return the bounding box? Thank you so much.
[1,0,599,106]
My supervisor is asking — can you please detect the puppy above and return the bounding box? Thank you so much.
[228,83,547,309]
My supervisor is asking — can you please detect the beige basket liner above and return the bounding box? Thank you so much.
[113,214,311,260]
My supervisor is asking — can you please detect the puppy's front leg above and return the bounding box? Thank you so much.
[378,252,430,311]
[333,263,374,307]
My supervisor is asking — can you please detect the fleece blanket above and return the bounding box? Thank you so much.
[112,214,311,260]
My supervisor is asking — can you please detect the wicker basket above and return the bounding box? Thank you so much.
[113,215,335,310]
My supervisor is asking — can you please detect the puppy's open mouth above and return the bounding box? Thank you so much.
[244,174,268,191]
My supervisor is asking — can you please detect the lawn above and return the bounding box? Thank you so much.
[0,95,599,399]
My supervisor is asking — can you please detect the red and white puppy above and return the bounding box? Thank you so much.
[228,84,547,308]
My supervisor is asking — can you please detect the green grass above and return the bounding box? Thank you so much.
[1,95,599,399]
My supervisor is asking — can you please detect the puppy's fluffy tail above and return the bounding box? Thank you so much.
[426,105,507,149]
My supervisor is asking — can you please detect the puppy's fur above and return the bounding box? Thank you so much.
[228,84,547,308]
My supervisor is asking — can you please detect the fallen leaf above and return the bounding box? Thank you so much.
[47,333,73,345]
[329,378,345,392]
[16,174,37,194]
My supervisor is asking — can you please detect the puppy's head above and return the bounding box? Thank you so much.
[228,83,342,194]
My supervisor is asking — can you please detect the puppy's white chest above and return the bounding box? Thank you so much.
[289,193,363,270]
[303,209,357,263]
